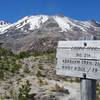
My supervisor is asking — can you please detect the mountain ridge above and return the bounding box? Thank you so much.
[1,15,100,34]
[0,15,100,53]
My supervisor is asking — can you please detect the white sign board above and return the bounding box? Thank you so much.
[56,41,100,80]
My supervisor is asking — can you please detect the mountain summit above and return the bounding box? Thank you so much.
[0,15,100,53]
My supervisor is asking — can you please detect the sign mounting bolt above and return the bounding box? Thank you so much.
[84,42,87,47]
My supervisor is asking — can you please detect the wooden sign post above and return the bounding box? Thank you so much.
[80,35,96,100]
[56,40,100,100]
[80,79,96,100]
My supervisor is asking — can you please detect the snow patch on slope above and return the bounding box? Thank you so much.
[15,15,49,30]
[0,20,11,34]
[53,16,71,32]
[80,21,99,29]
[53,16,87,32]
[28,15,49,30]
[0,24,12,34]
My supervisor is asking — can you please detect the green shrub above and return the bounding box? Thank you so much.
[16,51,30,59]
[18,80,31,100]
[37,78,48,86]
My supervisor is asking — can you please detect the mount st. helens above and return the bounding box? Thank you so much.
[0,15,100,53]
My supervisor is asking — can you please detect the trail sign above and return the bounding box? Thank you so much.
[56,40,100,80]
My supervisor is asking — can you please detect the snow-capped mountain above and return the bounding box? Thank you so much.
[0,15,100,53]
[0,15,100,34]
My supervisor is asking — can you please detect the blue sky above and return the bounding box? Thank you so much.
[0,0,100,23]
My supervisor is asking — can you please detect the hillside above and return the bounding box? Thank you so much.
[0,48,81,100]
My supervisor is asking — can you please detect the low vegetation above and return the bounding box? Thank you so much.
[96,83,100,100]
[0,48,21,79]
[18,80,31,100]
[1,47,100,100]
